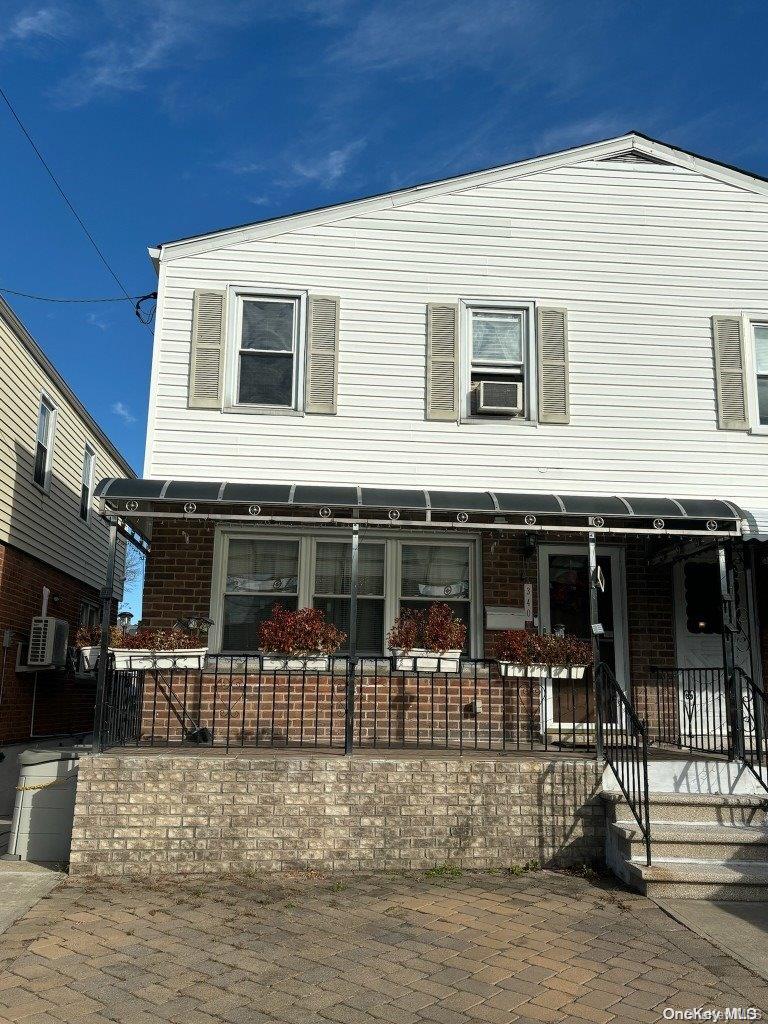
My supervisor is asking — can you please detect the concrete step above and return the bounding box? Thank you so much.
[625,858,768,900]
[603,791,768,826]
[612,820,768,862]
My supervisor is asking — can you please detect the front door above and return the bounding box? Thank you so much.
[538,545,629,726]
[673,551,753,741]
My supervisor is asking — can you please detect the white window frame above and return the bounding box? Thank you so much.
[225,286,307,415]
[209,526,482,657]
[746,316,768,433]
[80,444,96,522]
[33,394,57,493]
[460,299,537,424]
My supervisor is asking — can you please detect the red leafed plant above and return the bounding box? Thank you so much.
[492,630,593,666]
[75,625,206,651]
[387,603,467,653]
[258,605,347,656]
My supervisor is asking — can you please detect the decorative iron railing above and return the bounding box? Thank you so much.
[595,662,651,865]
[98,656,599,755]
[736,667,768,794]
[641,667,731,756]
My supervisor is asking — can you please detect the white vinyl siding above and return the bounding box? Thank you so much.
[146,158,768,526]
[0,306,129,594]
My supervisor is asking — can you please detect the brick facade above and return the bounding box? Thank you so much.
[70,752,605,876]
[0,541,98,743]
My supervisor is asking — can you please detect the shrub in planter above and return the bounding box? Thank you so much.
[492,629,544,676]
[387,603,467,672]
[493,630,593,678]
[257,605,346,669]
[75,624,209,670]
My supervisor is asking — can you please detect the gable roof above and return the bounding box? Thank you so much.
[150,131,768,264]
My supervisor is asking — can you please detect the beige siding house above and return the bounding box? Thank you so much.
[0,295,133,751]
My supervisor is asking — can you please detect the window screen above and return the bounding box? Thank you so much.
[313,541,385,654]
[238,298,297,407]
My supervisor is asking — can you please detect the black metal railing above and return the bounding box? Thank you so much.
[595,662,651,865]
[736,667,768,794]
[98,656,600,755]
[641,667,731,756]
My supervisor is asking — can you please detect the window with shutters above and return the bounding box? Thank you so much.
[33,395,56,491]
[461,301,536,421]
[233,294,303,409]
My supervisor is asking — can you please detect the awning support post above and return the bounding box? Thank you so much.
[93,521,118,753]
[345,522,359,755]
[588,531,604,759]
[719,539,743,760]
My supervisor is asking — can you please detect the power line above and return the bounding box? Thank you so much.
[0,286,151,304]
[0,85,151,327]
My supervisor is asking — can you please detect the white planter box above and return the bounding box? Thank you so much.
[497,662,527,678]
[393,649,462,673]
[260,655,331,671]
[79,647,208,671]
[498,662,586,679]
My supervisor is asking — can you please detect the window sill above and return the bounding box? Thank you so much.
[749,426,768,436]
[460,416,539,428]
[223,405,304,417]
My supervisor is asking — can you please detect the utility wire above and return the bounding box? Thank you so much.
[0,85,151,327]
[0,286,153,304]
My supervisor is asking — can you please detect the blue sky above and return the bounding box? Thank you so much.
[1,0,767,615]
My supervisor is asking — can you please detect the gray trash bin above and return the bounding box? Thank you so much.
[6,749,81,865]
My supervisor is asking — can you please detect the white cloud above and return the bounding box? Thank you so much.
[327,0,533,76]
[86,311,109,331]
[290,138,366,185]
[111,401,136,425]
[0,5,71,46]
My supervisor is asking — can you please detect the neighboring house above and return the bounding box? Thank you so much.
[86,131,768,887]
[0,295,132,752]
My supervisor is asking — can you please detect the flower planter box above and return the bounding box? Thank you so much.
[260,654,331,671]
[79,647,208,671]
[498,662,588,679]
[393,649,462,673]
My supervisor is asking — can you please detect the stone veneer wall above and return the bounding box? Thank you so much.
[70,753,604,876]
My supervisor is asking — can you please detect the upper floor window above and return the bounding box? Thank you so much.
[235,295,301,409]
[33,396,56,491]
[80,445,96,521]
[753,322,768,427]
[462,302,535,421]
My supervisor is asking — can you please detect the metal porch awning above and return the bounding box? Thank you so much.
[95,478,746,539]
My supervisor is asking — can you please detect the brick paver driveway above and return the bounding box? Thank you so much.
[1,870,767,1024]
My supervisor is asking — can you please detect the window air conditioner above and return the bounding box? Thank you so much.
[28,616,69,669]
[477,380,522,414]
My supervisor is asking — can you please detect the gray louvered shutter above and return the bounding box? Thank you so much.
[426,303,459,421]
[712,315,749,430]
[305,295,339,414]
[537,307,570,424]
[189,290,225,409]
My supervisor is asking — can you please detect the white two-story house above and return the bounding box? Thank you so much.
[96,131,768,751]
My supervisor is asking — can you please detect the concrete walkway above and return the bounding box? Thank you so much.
[0,869,767,1023]
[662,899,768,985]
[0,861,63,936]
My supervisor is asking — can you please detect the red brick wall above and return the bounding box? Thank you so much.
[142,518,215,628]
[0,541,99,743]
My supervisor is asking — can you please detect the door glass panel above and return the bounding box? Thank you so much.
[547,553,616,677]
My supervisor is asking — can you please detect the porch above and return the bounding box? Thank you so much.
[86,479,768,881]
